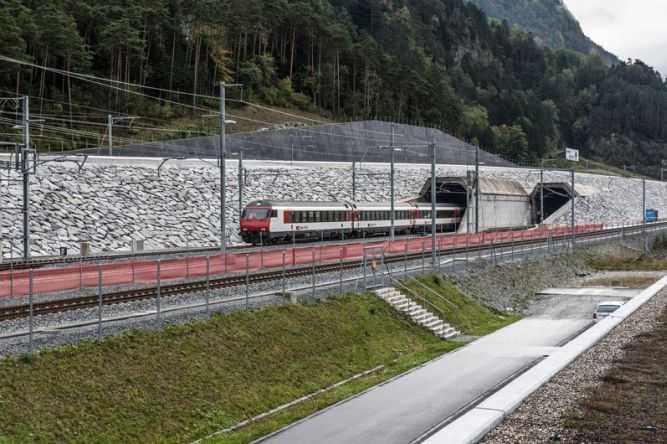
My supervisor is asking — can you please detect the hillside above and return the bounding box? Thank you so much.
[467,0,618,65]
[0,0,666,176]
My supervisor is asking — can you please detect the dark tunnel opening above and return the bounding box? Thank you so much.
[532,184,574,223]
[420,181,469,206]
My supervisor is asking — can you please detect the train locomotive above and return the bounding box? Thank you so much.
[240,200,463,245]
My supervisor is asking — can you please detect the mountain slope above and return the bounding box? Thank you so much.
[468,0,618,64]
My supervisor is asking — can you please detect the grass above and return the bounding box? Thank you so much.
[0,294,460,444]
[586,253,667,272]
[401,274,521,336]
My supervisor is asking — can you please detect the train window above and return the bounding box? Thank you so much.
[271,210,277,218]
[244,208,270,220]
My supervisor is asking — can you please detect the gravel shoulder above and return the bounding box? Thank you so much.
[481,287,667,443]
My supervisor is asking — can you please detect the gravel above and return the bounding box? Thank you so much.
[481,286,667,443]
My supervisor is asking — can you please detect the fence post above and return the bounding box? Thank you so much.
[312,250,316,300]
[363,251,367,290]
[206,256,211,316]
[28,270,33,354]
[97,266,103,340]
[245,254,250,310]
[404,243,408,275]
[282,250,287,296]
[156,260,162,323]
[260,231,264,270]
[421,240,425,274]
[339,254,344,294]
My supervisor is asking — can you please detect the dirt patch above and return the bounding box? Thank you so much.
[561,307,667,443]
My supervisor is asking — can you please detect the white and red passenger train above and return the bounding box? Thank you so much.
[239,200,463,245]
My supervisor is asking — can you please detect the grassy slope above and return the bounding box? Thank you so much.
[586,252,667,272]
[0,295,458,444]
[402,274,520,336]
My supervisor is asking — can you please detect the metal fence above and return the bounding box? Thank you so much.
[1,220,665,356]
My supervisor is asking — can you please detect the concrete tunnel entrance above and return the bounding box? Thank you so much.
[416,176,533,233]
[531,183,577,224]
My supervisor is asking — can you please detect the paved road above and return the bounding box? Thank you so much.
[261,287,638,444]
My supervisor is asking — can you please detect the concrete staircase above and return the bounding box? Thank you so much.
[375,287,460,340]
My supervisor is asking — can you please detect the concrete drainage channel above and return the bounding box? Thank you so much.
[422,276,667,444]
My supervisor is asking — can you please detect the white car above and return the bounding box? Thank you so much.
[593,301,624,321]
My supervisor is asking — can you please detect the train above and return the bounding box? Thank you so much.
[239,200,464,245]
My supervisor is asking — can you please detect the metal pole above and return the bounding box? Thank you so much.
[107,114,113,156]
[9,262,13,298]
[238,150,244,216]
[220,81,227,254]
[571,169,576,251]
[421,240,425,273]
[431,143,437,269]
[245,254,249,309]
[156,260,161,322]
[282,251,287,296]
[475,143,480,233]
[540,167,544,226]
[291,143,294,166]
[205,256,211,315]
[259,231,264,270]
[404,242,408,275]
[312,250,316,299]
[97,266,103,340]
[363,252,367,290]
[642,178,647,253]
[28,269,33,353]
[22,96,30,260]
[390,139,395,240]
[339,254,343,294]
[352,161,356,201]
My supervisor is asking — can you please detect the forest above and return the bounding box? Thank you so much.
[1,0,666,173]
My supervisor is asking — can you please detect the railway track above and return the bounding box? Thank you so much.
[1,222,663,322]
[0,245,235,273]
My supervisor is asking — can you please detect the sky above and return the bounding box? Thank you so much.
[564,0,667,76]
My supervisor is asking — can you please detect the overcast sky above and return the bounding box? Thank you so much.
[564,0,667,76]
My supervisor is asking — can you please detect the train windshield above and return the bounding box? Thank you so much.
[243,208,271,220]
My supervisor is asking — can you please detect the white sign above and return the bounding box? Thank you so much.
[565,148,580,162]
